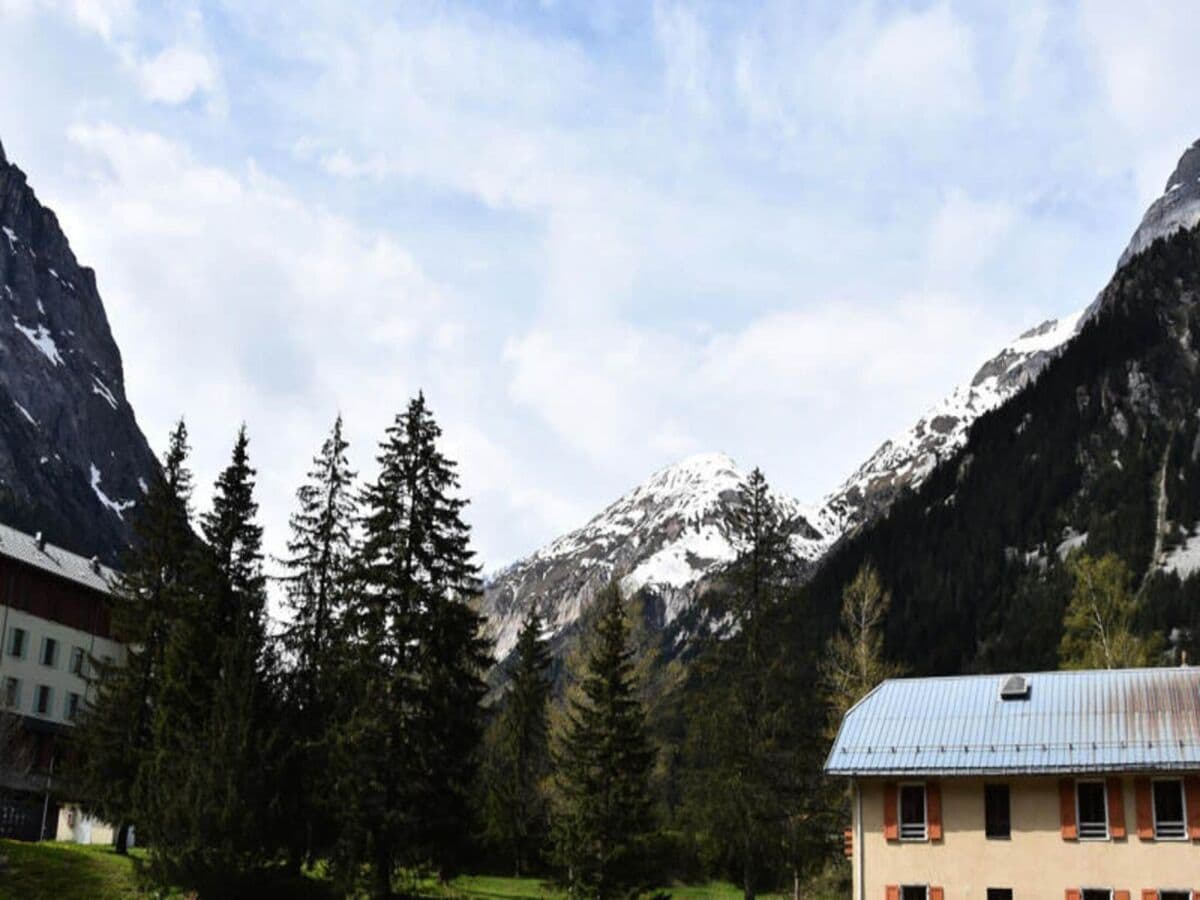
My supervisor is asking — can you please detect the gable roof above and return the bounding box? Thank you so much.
[0,521,116,596]
[825,667,1200,776]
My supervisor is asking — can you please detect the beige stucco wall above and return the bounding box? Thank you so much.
[854,776,1200,899]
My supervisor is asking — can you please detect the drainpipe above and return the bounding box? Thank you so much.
[855,779,865,900]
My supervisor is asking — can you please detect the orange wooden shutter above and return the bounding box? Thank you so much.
[1114,891,1130,900]
[1186,775,1200,839]
[927,781,943,840]
[1059,779,1078,840]
[1065,890,1081,900]
[1107,777,1126,838]
[1134,778,1153,839]
[1142,891,1157,900]
[885,886,899,900]
[883,783,898,840]
[929,889,944,900]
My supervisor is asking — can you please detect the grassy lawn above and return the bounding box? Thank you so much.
[0,840,155,900]
[420,874,790,900]
[0,840,821,900]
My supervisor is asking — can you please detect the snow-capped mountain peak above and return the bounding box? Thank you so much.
[482,452,827,661]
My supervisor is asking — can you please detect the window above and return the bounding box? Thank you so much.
[1153,779,1187,839]
[901,888,927,900]
[1159,892,1191,900]
[3,677,19,709]
[40,636,58,668]
[34,684,52,716]
[985,784,1011,838]
[64,692,80,722]
[1076,781,1108,839]
[1081,892,1111,900]
[986,891,1013,900]
[8,626,27,658]
[899,784,927,840]
[69,646,85,676]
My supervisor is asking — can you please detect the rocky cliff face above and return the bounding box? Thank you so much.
[1118,139,1200,269]
[0,138,159,562]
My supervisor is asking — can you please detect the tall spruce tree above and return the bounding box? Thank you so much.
[336,392,490,899]
[70,421,196,854]
[143,427,280,894]
[553,583,656,899]
[484,608,553,876]
[684,468,824,900]
[278,415,357,865]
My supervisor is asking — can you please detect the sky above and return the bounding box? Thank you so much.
[1,0,1199,575]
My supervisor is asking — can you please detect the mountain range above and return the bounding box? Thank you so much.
[481,137,1200,668]
[3,131,1199,676]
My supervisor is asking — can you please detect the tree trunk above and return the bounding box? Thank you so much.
[742,846,754,900]
[114,822,130,855]
[793,865,800,900]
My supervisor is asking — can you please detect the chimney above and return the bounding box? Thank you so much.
[35,531,45,551]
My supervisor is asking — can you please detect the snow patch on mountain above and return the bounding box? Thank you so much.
[13,317,63,366]
[89,463,134,519]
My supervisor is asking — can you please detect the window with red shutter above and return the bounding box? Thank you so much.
[1059,779,1078,840]
[1107,777,1126,838]
[927,781,943,841]
[1135,779,1154,839]
[1185,776,1200,839]
[883,784,899,841]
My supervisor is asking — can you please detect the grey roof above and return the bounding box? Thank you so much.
[0,521,116,595]
[825,668,1200,776]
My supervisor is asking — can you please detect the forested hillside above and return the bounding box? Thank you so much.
[792,222,1200,676]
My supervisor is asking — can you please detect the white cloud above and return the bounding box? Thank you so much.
[137,44,218,105]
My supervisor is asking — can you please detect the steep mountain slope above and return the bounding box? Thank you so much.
[482,452,826,660]
[0,138,159,562]
[1118,139,1200,268]
[799,199,1200,677]
[819,310,1084,536]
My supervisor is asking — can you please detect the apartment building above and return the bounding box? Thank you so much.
[825,668,1200,900]
[0,523,121,841]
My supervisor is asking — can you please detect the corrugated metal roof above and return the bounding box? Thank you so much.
[0,521,116,595]
[825,668,1200,776]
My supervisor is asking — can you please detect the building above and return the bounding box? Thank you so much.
[0,523,122,841]
[825,668,1200,900]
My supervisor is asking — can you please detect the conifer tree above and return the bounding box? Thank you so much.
[143,427,280,893]
[553,583,656,899]
[335,392,489,898]
[684,468,821,900]
[484,607,553,876]
[70,421,196,855]
[278,415,357,865]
